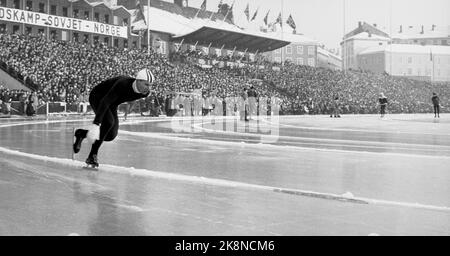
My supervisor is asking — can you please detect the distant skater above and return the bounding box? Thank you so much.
[378,93,388,118]
[330,96,341,118]
[432,92,440,118]
[73,69,155,168]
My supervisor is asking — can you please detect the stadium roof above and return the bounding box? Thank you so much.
[132,5,290,52]
[172,25,291,53]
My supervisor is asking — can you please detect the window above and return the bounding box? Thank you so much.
[25,26,32,35]
[308,46,315,55]
[442,40,448,45]
[285,57,292,63]
[38,28,44,35]
[104,14,110,24]
[0,0,6,7]
[93,36,99,44]
[123,18,129,26]
[63,7,68,17]
[160,41,167,54]
[286,46,292,54]
[13,0,20,9]
[308,58,315,66]
[275,48,281,54]
[94,13,100,22]
[85,11,90,20]
[73,33,79,42]
[0,24,6,33]
[73,9,79,18]
[50,30,57,40]
[84,34,89,43]
[12,25,20,34]
[26,0,32,11]
[274,57,281,63]
[297,46,303,54]
[38,3,45,13]
[408,57,412,64]
[124,40,128,48]
[114,38,119,47]
[297,58,304,65]
[61,30,68,41]
[104,37,109,45]
[50,5,57,15]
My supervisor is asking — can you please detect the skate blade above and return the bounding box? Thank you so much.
[83,165,99,170]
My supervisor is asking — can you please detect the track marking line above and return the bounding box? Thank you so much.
[1,146,450,213]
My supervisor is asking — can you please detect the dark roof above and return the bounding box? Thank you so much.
[173,26,290,53]
[345,22,390,39]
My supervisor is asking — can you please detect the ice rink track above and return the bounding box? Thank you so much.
[0,114,449,235]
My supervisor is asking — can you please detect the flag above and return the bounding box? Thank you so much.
[134,0,146,25]
[286,14,296,30]
[223,0,235,22]
[200,0,207,11]
[131,0,147,35]
[263,10,270,25]
[244,3,249,21]
[275,13,282,27]
[217,0,223,12]
[251,7,259,21]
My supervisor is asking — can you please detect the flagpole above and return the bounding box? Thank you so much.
[432,50,434,82]
[147,0,150,55]
[281,0,284,66]
[194,1,203,19]
[343,0,346,73]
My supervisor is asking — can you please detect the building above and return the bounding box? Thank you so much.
[391,24,450,46]
[317,47,342,71]
[341,21,450,81]
[0,0,132,48]
[341,22,391,71]
[1,0,291,60]
[263,33,319,67]
[358,44,450,82]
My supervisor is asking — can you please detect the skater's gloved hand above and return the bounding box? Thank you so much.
[86,124,100,144]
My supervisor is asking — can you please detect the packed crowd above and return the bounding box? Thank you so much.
[1,32,448,116]
[259,63,450,114]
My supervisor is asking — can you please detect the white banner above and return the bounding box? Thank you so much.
[0,7,128,39]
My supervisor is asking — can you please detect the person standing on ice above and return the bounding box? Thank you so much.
[431,92,440,118]
[378,92,388,118]
[72,69,155,168]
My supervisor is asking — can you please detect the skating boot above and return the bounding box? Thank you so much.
[85,154,99,169]
[73,129,87,154]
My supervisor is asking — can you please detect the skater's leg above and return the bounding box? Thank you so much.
[87,108,117,159]
[73,129,88,153]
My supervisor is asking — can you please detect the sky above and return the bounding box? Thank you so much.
[187,0,450,50]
